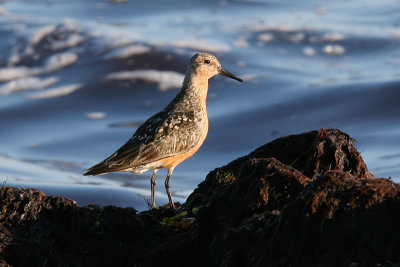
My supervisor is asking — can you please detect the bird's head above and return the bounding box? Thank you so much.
[189,53,243,82]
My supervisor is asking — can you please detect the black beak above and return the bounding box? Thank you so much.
[218,68,243,82]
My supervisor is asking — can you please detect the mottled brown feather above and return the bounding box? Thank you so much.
[84,53,240,177]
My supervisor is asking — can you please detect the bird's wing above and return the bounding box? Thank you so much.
[134,111,204,165]
[84,110,203,175]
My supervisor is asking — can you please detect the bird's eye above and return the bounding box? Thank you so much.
[204,59,211,64]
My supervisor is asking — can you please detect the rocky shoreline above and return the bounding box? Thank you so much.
[1,129,399,266]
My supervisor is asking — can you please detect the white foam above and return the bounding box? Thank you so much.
[104,44,150,60]
[44,52,78,72]
[172,39,230,53]
[258,33,274,42]
[94,30,140,50]
[101,36,134,49]
[0,66,38,81]
[322,33,346,42]
[23,45,34,56]
[323,44,345,56]
[86,112,106,120]
[61,18,79,31]
[108,38,132,48]
[0,52,77,82]
[30,25,56,45]
[28,84,82,100]
[0,76,59,95]
[302,47,316,56]
[8,46,22,65]
[50,34,85,50]
[105,70,184,91]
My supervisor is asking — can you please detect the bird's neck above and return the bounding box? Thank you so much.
[182,73,209,105]
[169,72,209,115]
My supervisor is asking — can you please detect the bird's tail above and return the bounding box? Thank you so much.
[83,161,108,176]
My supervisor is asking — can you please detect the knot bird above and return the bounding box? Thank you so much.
[84,52,243,209]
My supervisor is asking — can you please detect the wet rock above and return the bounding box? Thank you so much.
[0,128,398,266]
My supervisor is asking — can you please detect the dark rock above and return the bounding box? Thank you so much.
[186,128,373,209]
[0,128,399,266]
[248,128,375,179]
[251,171,400,266]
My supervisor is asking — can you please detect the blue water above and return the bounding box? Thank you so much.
[0,0,399,209]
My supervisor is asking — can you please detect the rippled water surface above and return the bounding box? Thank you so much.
[0,0,399,210]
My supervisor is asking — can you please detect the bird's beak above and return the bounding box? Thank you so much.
[218,68,243,82]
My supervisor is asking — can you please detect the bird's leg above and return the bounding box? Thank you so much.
[165,167,175,209]
[150,169,158,209]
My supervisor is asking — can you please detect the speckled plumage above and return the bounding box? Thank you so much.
[84,52,243,209]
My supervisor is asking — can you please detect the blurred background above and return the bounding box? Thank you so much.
[0,0,399,210]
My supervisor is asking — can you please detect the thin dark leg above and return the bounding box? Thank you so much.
[165,167,175,209]
[151,169,158,209]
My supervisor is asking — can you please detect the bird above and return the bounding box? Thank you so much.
[83,52,243,209]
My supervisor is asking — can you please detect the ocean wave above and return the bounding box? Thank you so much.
[44,52,78,71]
[0,52,78,82]
[51,34,85,50]
[103,44,150,60]
[0,66,37,81]
[29,25,56,45]
[28,83,82,100]
[172,39,230,53]
[322,45,345,56]
[105,70,184,91]
[0,76,59,95]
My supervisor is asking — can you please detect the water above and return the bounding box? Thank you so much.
[0,0,399,210]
